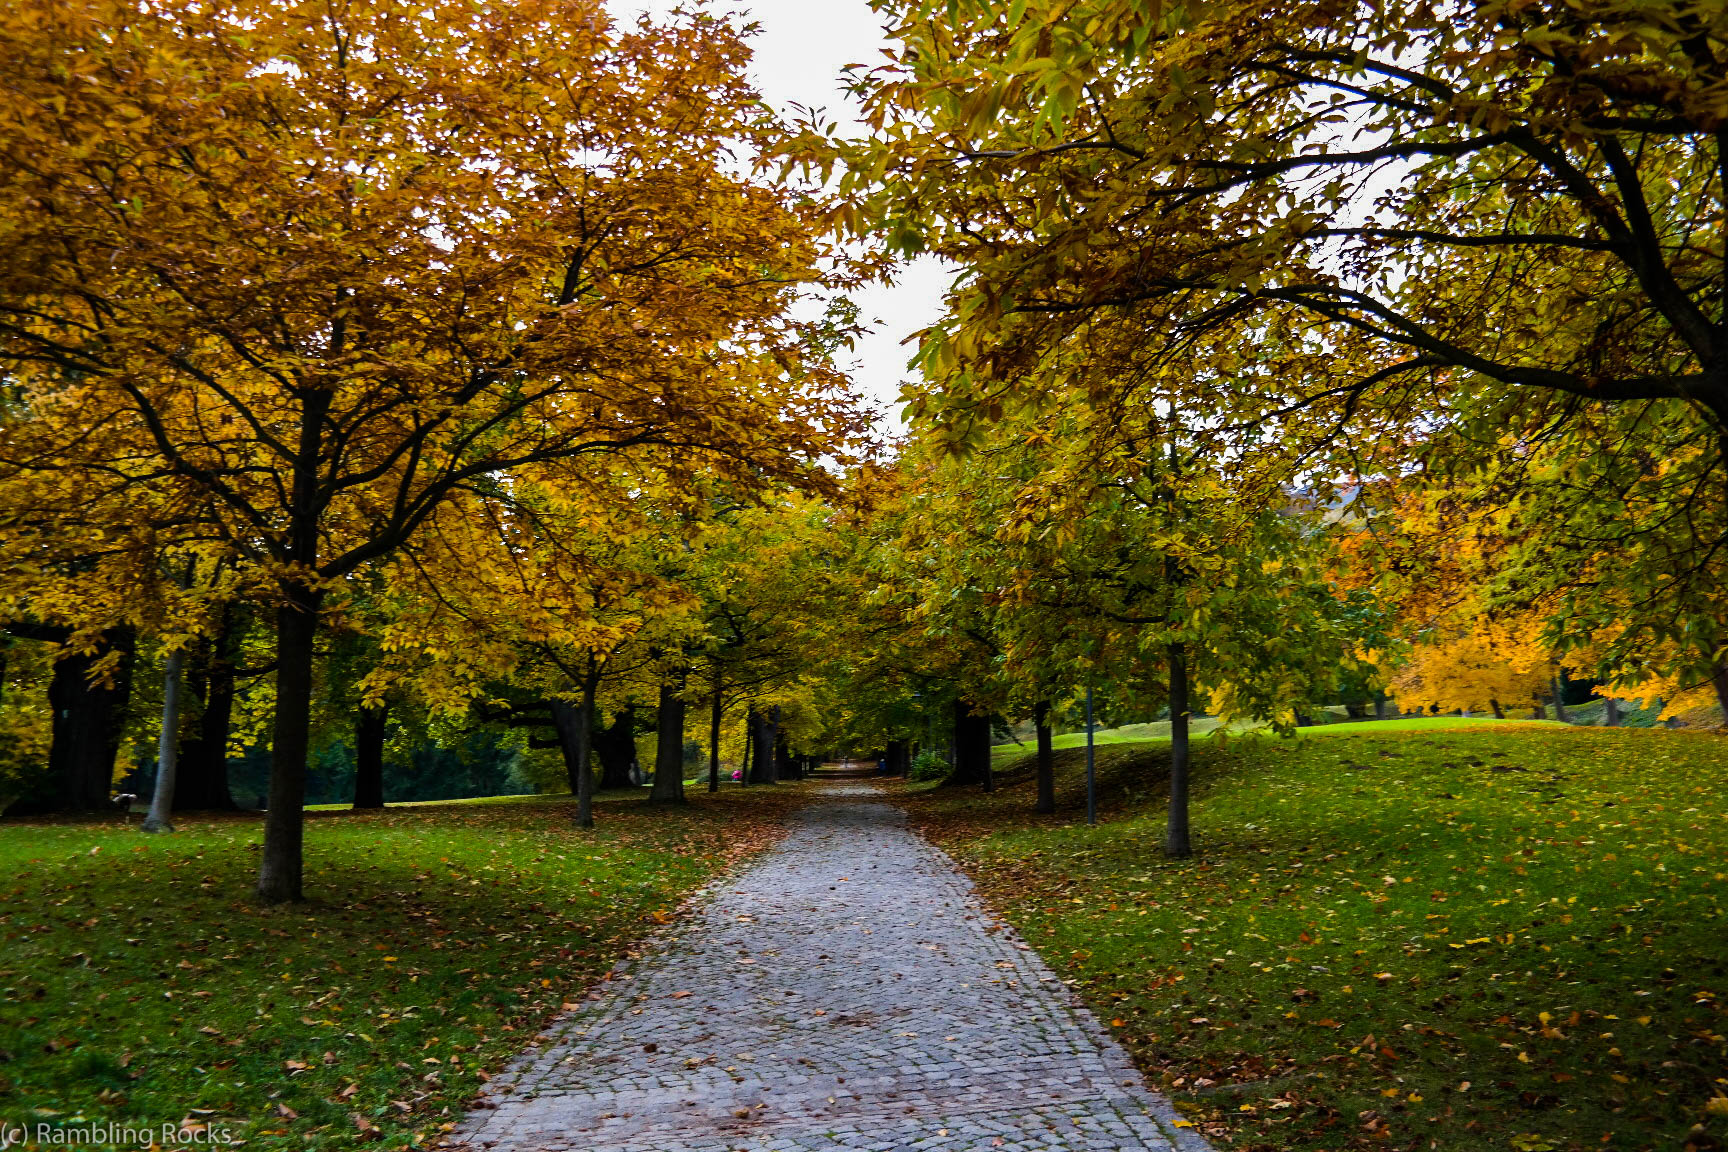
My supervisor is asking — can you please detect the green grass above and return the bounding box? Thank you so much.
[0,788,796,1149]
[995,715,1564,767]
[909,725,1728,1152]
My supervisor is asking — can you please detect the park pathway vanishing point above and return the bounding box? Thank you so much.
[451,782,1211,1152]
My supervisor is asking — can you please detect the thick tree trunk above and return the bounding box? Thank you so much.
[1711,660,1728,722]
[1166,641,1192,859]
[352,702,388,809]
[40,635,135,814]
[649,677,686,805]
[773,706,799,780]
[1603,696,1621,726]
[885,738,908,781]
[1490,698,1506,719]
[708,680,723,793]
[1033,700,1056,814]
[1551,676,1570,723]
[257,585,322,904]
[947,698,992,789]
[140,648,186,834]
[748,707,777,784]
[177,616,238,811]
[594,705,636,789]
[1373,697,1389,721]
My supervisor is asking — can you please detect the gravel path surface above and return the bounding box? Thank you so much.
[451,783,1209,1151]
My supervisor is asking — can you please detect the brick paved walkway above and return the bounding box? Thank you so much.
[452,784,1209,1151]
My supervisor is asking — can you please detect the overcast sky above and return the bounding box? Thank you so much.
[611,0,953,427]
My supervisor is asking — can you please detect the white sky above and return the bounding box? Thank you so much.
[611,0,953,428]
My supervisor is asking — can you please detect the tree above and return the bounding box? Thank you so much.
[799,0,1728,705]
[0,0,857,899]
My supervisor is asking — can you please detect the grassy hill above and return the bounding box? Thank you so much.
[911,721,1728,1152]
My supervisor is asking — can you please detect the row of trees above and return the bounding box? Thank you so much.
[6,0,1726,886]
[771,0,1728,852]
[0,0,869,900]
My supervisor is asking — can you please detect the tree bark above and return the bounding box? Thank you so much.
[594,705,637,790]
[255,382,331,905]
[1373,697,1389,721]
[1489,698,1505,719]
[1551,675,1571,723]
[773,706,799,780]
[1033,700,1056,814]
[739,712,752,787]
[257,584,322,904]
[1603,696,1621,726]
[884,738,908,781]
[708,678,723,794]
[947,698,993,789]
[553,676,599,827]
[1711,659,1728,722]
[649,677,686,805]
[352,701,388,809]
[177,613,238,811]
[1166,641,1192,859]
[140,647,185,834]
[748,707,777,784]
[35,633,135,814]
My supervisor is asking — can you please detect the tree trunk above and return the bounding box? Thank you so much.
[1532,701,1546,720]
[1603,696,1621,726]
[140,647,186,834]
[1166,641,1192,859]
[551,698,584,797]
[255,382,330,905]
[773,706,799,780]
[947,698,992,789]
[1489,698,1505,719]
[1711,659,1728,722]
[352,702,388,809]
[177,614,238,811]
[553,678,598,828]
[884,738,907,781]
[708,679,723,794]
[37,634,135,814]
[594,705,636,789]
[739,712,752,787]
[256,585,322,904]
[1033,700,1055,814]
[748,707,777,784]
[1551,676,1570,723]
[649,677,686,805]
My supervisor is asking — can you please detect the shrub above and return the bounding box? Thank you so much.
[909,750,949,781]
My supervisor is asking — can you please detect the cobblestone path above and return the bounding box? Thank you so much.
[453,784,1210,1152]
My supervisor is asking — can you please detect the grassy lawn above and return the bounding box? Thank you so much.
[0,786,799,1149]
[909,724,1728,1152]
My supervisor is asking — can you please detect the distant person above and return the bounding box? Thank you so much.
[877,756,888,775]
